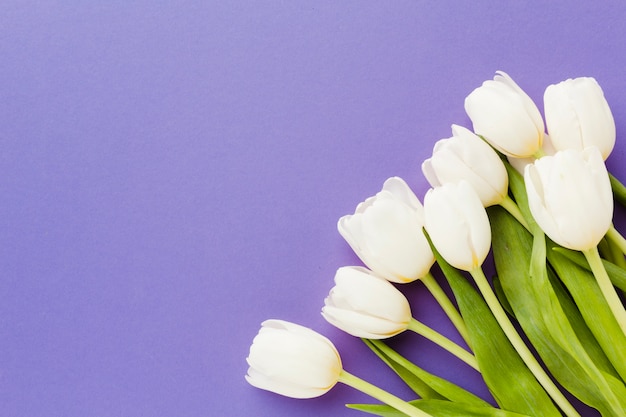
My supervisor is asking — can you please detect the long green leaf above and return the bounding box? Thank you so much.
[363,339,488,406]
[490,206,626,415]
[347,399,531,417]
[505,159,626,385]
[552,247,626,292]
[610,172,626,208]
[491,275,514,317]
[548,247,626,383]
[363,339,444,401]
[425,233,561,417]
[546,261,618,379]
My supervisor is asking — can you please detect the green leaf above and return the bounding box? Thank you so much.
[502,161,533,227]
[491,275,514,318]
[552,246,626,292]
[548,247,626,383]
[546,261,619,380]
[348,399,531,417]
[504,158,626,384]
[610,172,626,208]
[424,232,561,417]
[489,206,626,415]
[363,339,444,400]
[363,339,488,406]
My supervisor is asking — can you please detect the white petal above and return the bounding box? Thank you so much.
[421,158,441,188]
[382,177,424,212]
[333,267,411,320]
[322,307,407,339]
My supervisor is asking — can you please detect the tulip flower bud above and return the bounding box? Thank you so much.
[465,71,544,158]
[424,181,491,271]
[544,77,615,160]
[338,177,434,283]
[322,266,412,339]
[245,320,342,399]
[422,124,508,207]
[524,147,613,251]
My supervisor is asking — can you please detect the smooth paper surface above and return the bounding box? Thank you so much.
[1,2,625,416]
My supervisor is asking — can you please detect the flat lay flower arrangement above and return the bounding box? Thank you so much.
[245,72,626,417]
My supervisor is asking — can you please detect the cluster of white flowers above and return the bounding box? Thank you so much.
[245,72,626,417]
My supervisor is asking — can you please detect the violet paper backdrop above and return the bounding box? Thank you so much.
[1,2,625,416]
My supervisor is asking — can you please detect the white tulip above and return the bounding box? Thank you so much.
[338,177,434,283]
[322,267,411,339]
[424,181,491,271]
[544,77,615,160]
[422,124,508,207]
[465,71,544,158]
[524,147,613,251]
[245,320,342,399]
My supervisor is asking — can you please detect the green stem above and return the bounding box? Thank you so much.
[582,246,626,337]
[605,232,626,269]
[606,224,626,257]
[408,318,479,371]
[609,172,626,207]
[422,272,471,346]
[469,266,581,417]
[498,195,530,231]
[338,370,434,417]
[598,237,617,264]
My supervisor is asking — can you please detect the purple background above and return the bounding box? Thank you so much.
[1,2,625,416]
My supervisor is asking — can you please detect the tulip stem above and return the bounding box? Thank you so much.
[583,246,626,337]
[609,172,626,208]
[408,318,479,371]
[422,272,471,346]
[606,224,626,257]
[469,266,581,417]
[338,370,434,417]
[498,195,530,230]
[599,236,624,268]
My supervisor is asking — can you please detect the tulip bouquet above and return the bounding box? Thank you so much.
[245,71,626,417]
